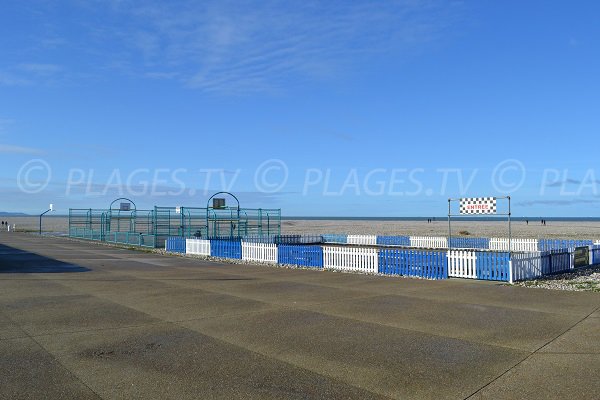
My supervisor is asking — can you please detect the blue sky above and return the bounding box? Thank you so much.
[1,1,599,216]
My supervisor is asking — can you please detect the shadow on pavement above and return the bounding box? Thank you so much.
[0,243,90,273]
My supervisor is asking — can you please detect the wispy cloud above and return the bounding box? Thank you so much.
[546,178,600,187]
[517,199,600,207]
[19,63,62,75]
[0,72,32,86]
[0,118,15,133]
[10,0,460,94]
[0,64,64,87]
[546,178,581,187]
[0,144,44,155]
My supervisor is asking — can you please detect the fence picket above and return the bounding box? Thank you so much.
[410,236,448,249]
[165,237,186,253]
[210,240,242,259]
[378,249,447,279]
[186,239,211,256]
[347,235,377,245]
[242,242,277,263]
[447,250,477,278]
[323,246,378,274]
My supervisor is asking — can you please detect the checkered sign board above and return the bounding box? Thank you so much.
[459,197,497,214]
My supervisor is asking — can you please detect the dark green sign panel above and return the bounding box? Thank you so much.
[574,246,589,268]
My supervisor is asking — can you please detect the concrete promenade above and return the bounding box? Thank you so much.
[1,233,599,399]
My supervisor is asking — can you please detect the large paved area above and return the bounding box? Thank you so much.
[1,233,599,400]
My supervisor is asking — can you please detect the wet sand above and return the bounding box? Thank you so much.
[7,216,600,240]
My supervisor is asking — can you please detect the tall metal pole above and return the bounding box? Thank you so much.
[39,209,51,235]
[448,199,452,250]
[508,196,512,259]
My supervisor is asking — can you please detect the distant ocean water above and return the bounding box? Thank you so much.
[282,216,600,222]
[9,215,600,222]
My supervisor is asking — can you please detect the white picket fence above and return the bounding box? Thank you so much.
[489,238,538,252]
[447,250,477,278]
[511,250,574,281]
[242,242,277,263]
[323,246,378,274]
[186,239,211,256]
[410,236,448,249]
[511,252,543,281]
[347,235,377,245]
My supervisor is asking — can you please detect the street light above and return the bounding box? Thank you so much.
[39,203,54,235]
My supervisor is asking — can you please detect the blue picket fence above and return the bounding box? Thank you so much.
[475,251,510,281]
[210,240,242,259]
[274,235,324,245]
[541,250,572,274]
[166,236,186,253]
[277,245,323,268]
[449,237,490,250]
[591,246,600,265]
[376,236,411,246]
[538,239,593,251]
[322,234,348,244]
[378,249,448,279]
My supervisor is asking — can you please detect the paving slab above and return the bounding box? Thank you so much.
[397,282,600,316]
[0,337,100,399]
[0,313,26,340]
[0,278,80,299]
[173,279,372,307]
[471,353,600,399]
[69,283,281,322]
[183,308,527,399]
[305,294,581,351]
[0,294,160,336]
[539,317,600,354]
[35,324,384,400]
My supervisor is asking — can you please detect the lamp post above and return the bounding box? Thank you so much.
[39,204,54,235]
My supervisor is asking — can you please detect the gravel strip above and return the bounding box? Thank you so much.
[514,265,600,292]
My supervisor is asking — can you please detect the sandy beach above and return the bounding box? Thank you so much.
[7,216,600,240]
